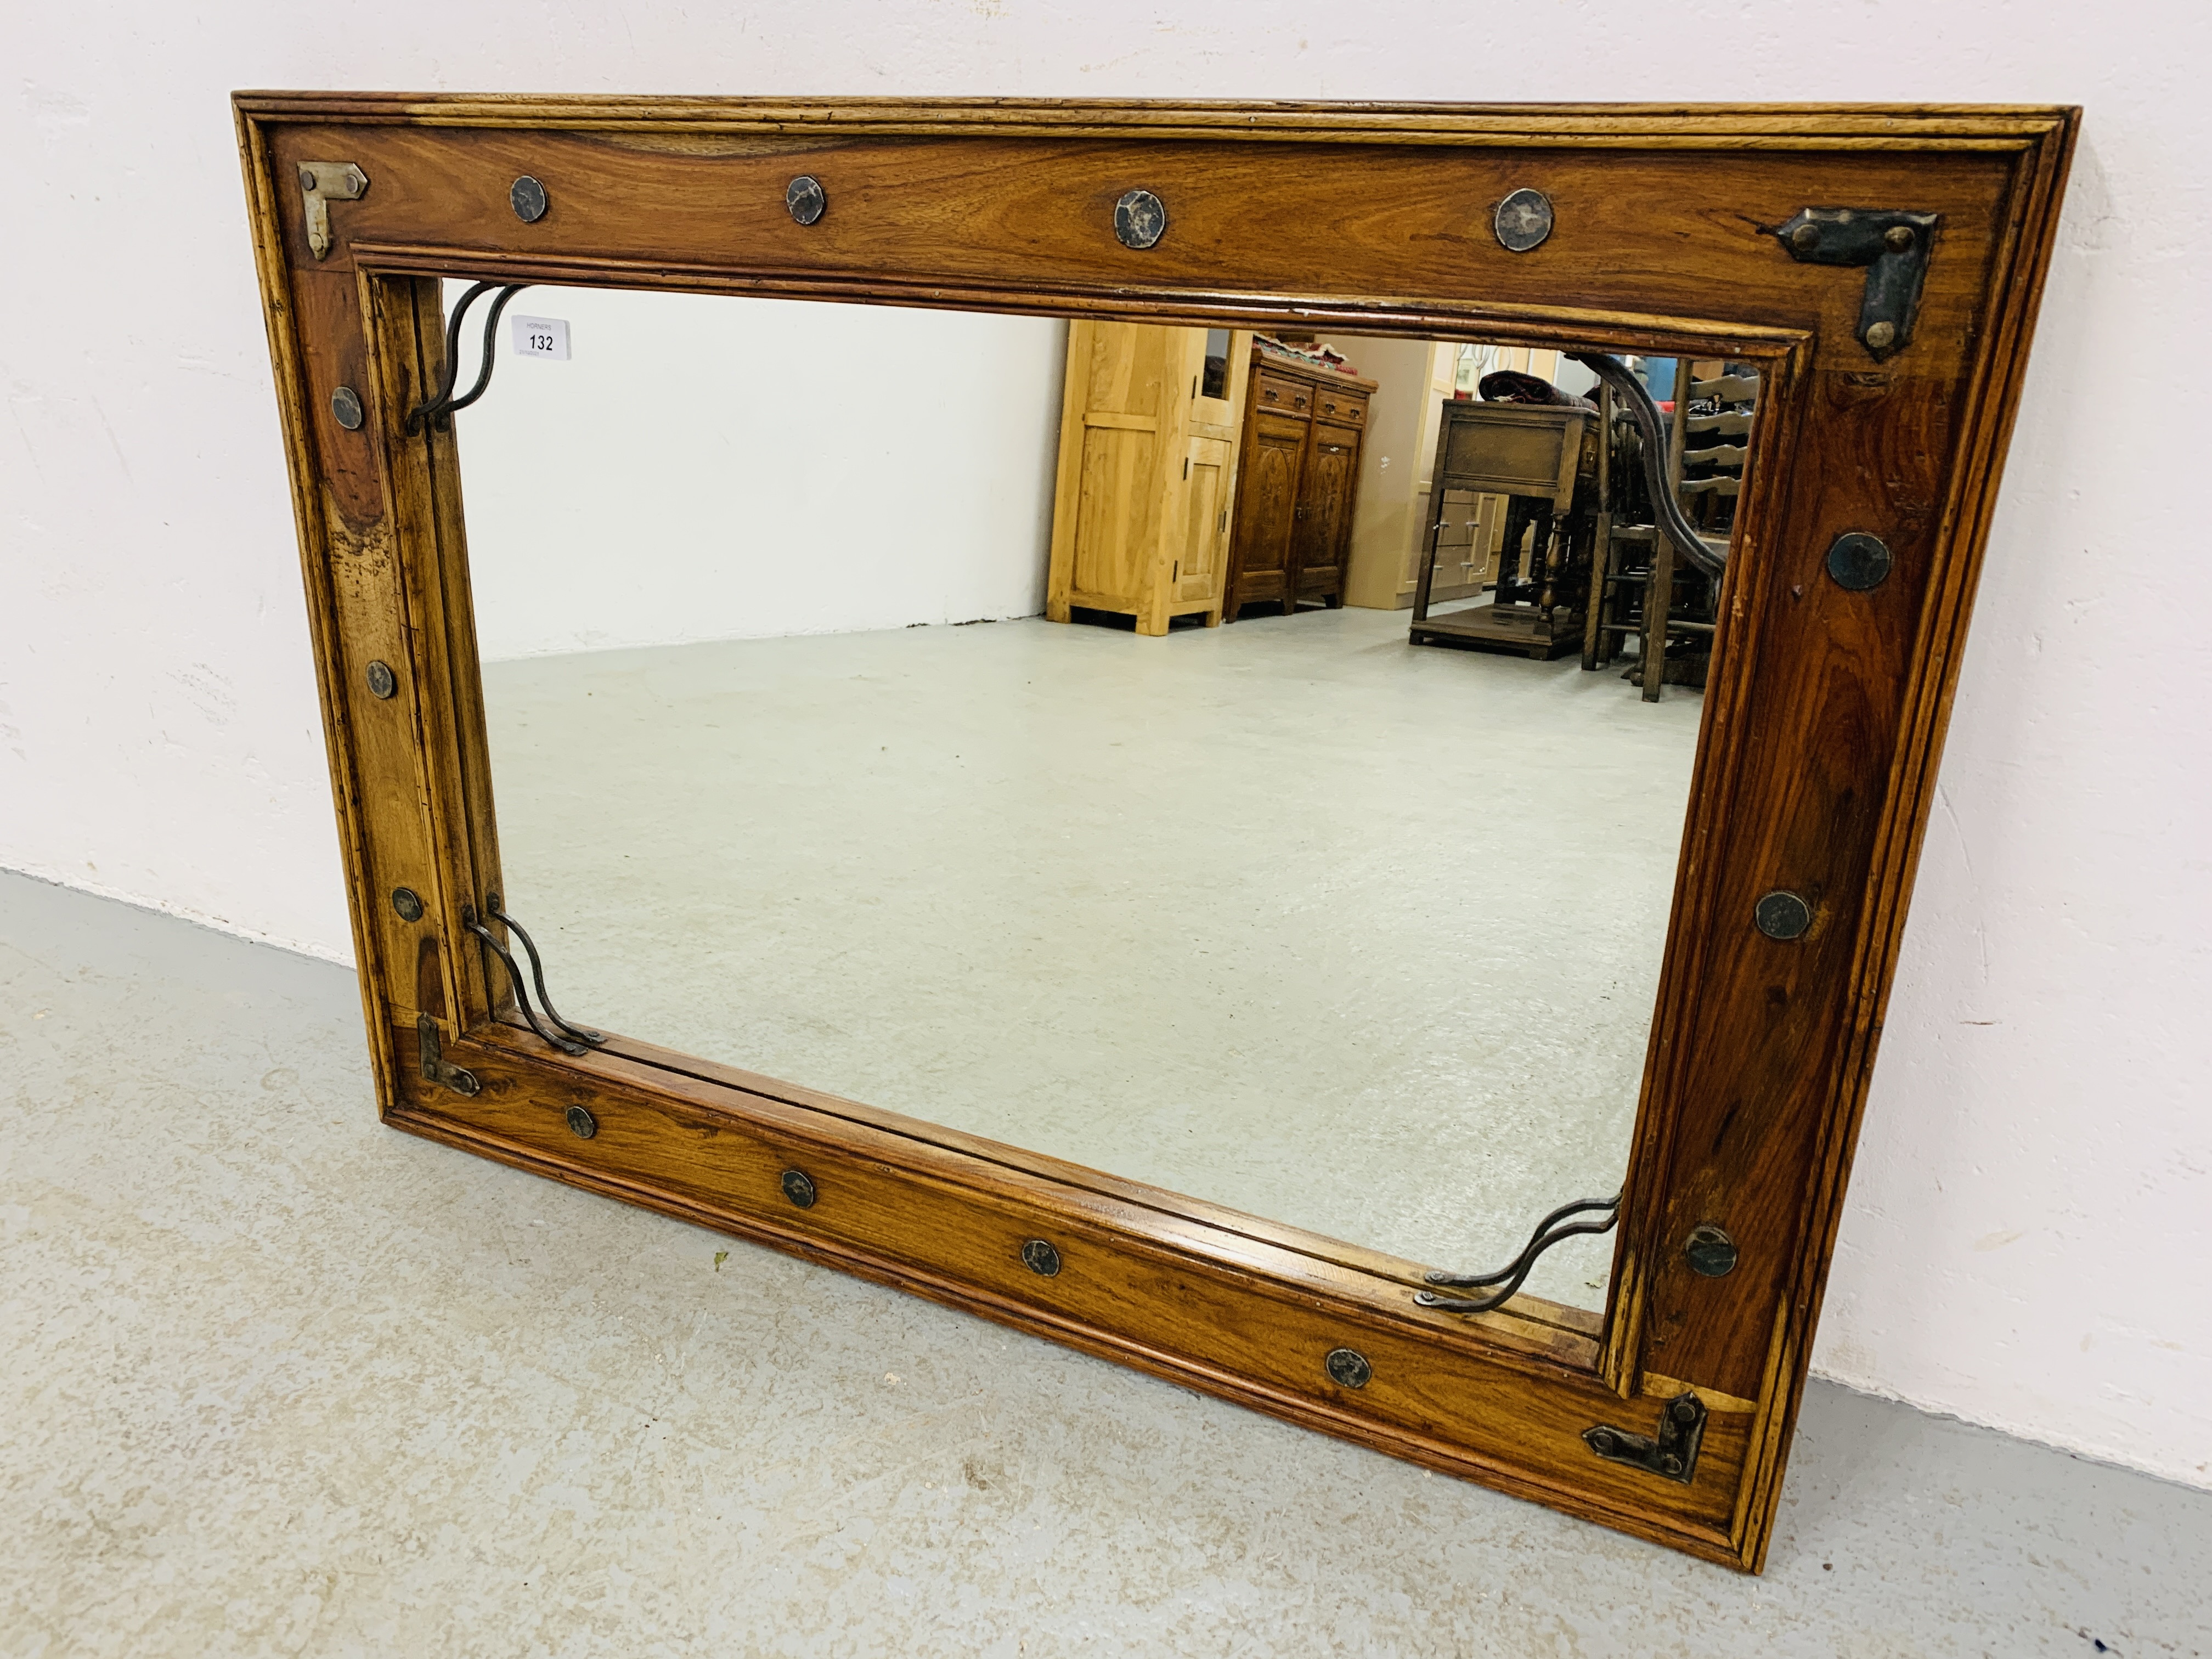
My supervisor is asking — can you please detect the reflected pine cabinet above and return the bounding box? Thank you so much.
[1046,321,1253,633]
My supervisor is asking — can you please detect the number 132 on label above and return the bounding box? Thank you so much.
[512,315,571,360]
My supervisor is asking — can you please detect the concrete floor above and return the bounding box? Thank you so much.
[4,871,2210,1656]
[481,608,1701,1306]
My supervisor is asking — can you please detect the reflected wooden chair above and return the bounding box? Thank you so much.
[1679,366,1757,538]
[1581,359,1751,699]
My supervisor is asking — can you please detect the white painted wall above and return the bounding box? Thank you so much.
[452,285,1063,661]
[1324,334,1444,606]
[2,0,2206,1491]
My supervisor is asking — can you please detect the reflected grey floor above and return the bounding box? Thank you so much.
[5,871,2208,1657]
[483,607,1700,1306]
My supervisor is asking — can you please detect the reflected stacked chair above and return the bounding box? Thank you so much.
[1580,360,1755,700]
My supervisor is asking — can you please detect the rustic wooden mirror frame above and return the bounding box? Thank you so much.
[233,94,2075,1572]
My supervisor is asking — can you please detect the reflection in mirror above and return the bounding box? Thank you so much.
[1201,328,1232,400]
[448,283,1755,1312]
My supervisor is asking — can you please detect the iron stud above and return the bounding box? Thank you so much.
[1754,890,1813,941]
[785,175,826,225]
[1113,189,1167,250]
[391,887,424,923]
[510,175,549,223]
[330,385,364,430]
[1022,1238,1062,1277]
[781,1169,818,1209]
[1684,1224,1740,1278]
[1826,531,1893,591]
[1324,1347,1373,1390]
[365,661,397,699]
[1493,188,1554,253]
[567,1105,597,1139]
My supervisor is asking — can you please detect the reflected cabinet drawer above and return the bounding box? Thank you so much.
[1314,390,1365,424]
[1255,373,1312,417]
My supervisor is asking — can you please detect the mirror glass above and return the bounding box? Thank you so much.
[447,281,1755,1311]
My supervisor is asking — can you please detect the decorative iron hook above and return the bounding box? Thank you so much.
[485,893,603,1048]
[407,281,530,434]
[1567,352,1729,583]
[1415,1192,1623,1313]
[462,901,588,1056]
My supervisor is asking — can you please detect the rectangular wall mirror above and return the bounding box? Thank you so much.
[235,94,2075,1571]
[461,285,1722,1311]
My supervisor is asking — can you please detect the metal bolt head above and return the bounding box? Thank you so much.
[1684,1224,1740,1278]
[1587,1428,1618,1455]
[1884,223,1916,252]
[781,1169,818,1209]
[1113,189,1168,251]
[365,660,397,699]
[1021,1238,1062,1277]
[1323,1347,1372,1390]
[1864,319,1897,351]
[1493,188,1554,253]
[1660,1453,1684,1475]
[1673,1396,1702,1425]
[1825,531,1893,591]
[391,887,425,923]
[299,167,319,191]
[330,385,364,430]
[567,1104,597,1139]
[1790,219,1821,253]
[1754,890,1813,941]
[510,175,549,223]
[785,174,826,225]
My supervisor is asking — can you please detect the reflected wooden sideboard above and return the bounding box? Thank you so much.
[1223,346,1376,622]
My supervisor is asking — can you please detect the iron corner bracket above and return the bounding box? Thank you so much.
[417,1013,481,1097]
[297,162,368,261]
[1584,1390,1707,1483]
[1771,207,1940,362]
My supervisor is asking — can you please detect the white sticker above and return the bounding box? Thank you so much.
[512,315,571,360]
